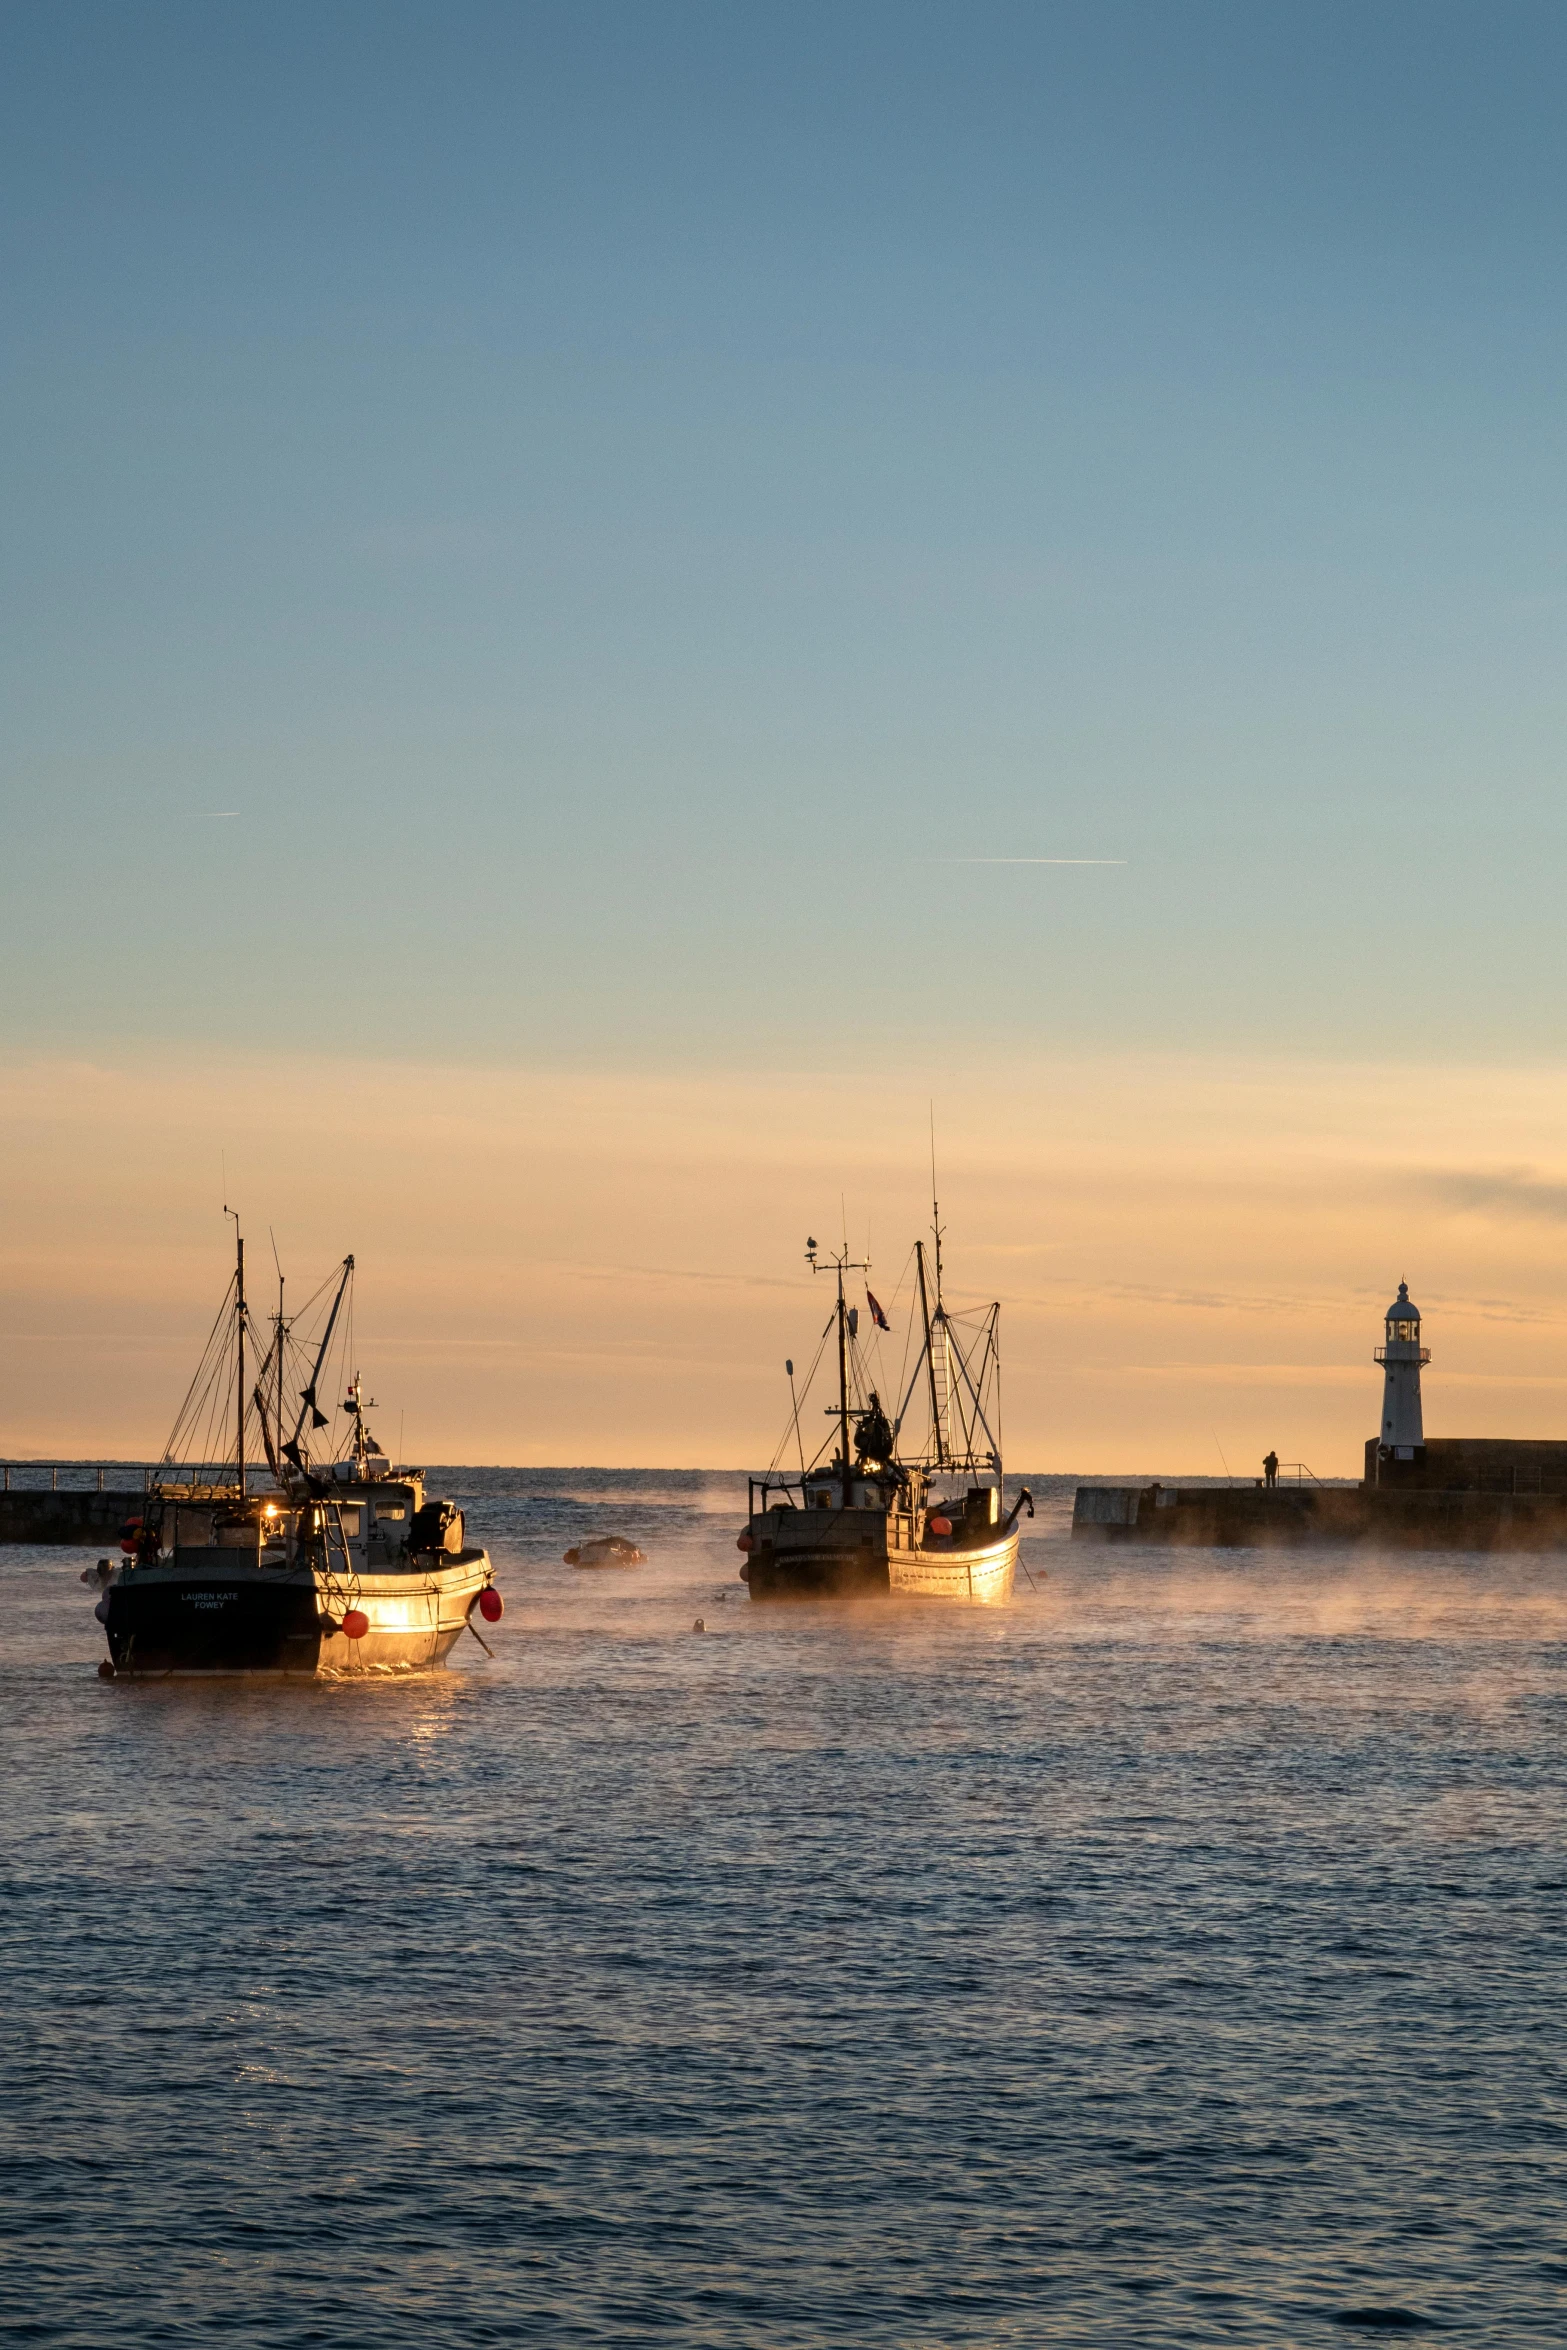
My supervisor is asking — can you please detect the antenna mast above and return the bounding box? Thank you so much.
[929,1106,945,1308]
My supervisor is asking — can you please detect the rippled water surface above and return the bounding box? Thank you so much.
[5,1469,1567,2345]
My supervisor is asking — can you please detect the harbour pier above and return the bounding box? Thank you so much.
[1072,1474,1567,1552]
[1074,1283,1567,1553]
[0,1464,157,1547]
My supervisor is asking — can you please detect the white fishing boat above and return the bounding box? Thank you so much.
[97,1235,501,1676]
[738,1198,1032,1604]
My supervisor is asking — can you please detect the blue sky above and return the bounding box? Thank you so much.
[6,0,1567,1070]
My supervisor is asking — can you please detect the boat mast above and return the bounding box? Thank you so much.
[806,1234,870,1507]
[274,1273,286,1469]
[225,1210,245,1499]
[285,1254,354,1469]
[835,1260,851,1506]
[925,1118,953,1467]
[916,1240,946,1470]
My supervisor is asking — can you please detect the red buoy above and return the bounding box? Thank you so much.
[119,1517,142,1555]
[97,1658,115,1680]
[341,1609,369,1640]
[928,1515,952,1537]
[478,1587,503,1623]
[736,1532,755,1552]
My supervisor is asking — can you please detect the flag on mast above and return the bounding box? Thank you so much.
[866,1289,891,1332]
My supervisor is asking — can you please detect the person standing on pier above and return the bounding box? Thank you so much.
[1263,1450,1279,1488]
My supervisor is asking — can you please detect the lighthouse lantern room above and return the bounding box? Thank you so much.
[1375,1280,1429,1458]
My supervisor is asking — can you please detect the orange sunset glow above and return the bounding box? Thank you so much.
[7,1049,1567,1470]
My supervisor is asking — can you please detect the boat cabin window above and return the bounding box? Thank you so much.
[373,1503,406,1522]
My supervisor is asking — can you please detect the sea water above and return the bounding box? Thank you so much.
[3,1470,1566,2346]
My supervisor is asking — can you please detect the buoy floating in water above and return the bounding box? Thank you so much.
[341,1610,369,1640]
[478,1587,503,1623]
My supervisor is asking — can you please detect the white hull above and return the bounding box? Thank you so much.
[888,1530,1018,1604]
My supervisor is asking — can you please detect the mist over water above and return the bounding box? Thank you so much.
[5,1470,1567,2345]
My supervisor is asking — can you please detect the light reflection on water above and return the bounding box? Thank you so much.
[4,1469,1567,2345]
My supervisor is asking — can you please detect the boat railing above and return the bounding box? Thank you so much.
[748,1471,912,1514]
[749,1475,805,1514]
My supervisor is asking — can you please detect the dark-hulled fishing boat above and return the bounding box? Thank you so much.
[97,1234,500,1676]
[738,1202,1032,1604]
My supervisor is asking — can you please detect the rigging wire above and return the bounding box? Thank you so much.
[159,1253,372,1488]
[766,1311,834,1476]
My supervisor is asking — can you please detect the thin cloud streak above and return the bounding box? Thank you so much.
[926,857,1128,865]
[1426,1169,1567,1225]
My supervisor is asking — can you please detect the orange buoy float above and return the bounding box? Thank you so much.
[563,1548,580,1565]
[119,1518,142,1554]
[928,1515,952,1537]
[341,1609,369,1640]
[478,1587,503,1623]
[736,1532,755,1552]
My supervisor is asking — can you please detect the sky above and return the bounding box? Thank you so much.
[5,2,1567,1467]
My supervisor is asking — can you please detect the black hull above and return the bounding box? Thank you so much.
[101,1551,492,1675]
[105,1578,323,1675]
[746,1549,891,1602]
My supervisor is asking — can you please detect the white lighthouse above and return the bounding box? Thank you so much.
[1376,1280,1428,1457]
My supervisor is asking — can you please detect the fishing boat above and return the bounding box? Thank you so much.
[738,1202,1032,1603]
[96,1232,501,1677]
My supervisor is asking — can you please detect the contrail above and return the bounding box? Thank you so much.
[926,856,1127,865]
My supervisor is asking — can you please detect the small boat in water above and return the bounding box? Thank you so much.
[739,1201,1032,1604]
[564,1536,647,1568]
[97,1236,500,1677]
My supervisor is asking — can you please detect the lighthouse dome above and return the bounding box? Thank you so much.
[1384,1280,1421,1330]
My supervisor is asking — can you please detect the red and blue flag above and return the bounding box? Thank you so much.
[866,1288,891,1332]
